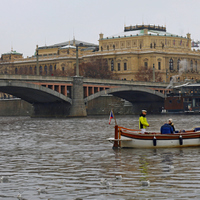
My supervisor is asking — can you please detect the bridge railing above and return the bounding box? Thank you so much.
[0,74,174,98]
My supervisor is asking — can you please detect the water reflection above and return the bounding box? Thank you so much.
[161,152,174,172]
[139,155,149,181]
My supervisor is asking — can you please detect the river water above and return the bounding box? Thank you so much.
[0,114,200,200]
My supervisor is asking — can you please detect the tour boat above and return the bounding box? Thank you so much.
[108,125,200,148]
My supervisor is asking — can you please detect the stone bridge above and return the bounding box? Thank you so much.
[0,80,72,117]
[85,86,165,102]
[0,75,169,117]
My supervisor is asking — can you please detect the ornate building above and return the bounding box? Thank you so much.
[96,24,199,82]
[0,24,200,82]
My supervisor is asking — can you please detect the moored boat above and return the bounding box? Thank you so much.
[164,83,200,114]
[108,126,200,148]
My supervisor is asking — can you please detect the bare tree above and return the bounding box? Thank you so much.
[79,58,115,79]
[134,66,162,82]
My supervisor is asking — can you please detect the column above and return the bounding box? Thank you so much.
[69,76,87,117]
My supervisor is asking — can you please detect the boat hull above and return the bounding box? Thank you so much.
[120,135,200,148]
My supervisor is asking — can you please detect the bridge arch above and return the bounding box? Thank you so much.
[84,86,165,103]
[0,80,72,104]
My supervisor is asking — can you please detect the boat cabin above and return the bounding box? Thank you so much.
[164,83,200,113]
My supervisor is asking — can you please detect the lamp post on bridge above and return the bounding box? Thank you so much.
[36,45,39,76]
[166,69,169,82]
[69,44,87,117]
[76,45,79,76]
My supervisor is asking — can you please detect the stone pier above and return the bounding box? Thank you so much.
[69,76,87,117]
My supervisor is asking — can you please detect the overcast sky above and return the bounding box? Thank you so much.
[0,0,199,57]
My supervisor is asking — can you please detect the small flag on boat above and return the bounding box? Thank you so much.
[109,110,114,124]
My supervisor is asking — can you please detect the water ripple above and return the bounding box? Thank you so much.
[0,115,200,199]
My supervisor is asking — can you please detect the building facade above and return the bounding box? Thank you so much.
[0,25,200,83]
[97,25,199,82]
[0,39,98,76]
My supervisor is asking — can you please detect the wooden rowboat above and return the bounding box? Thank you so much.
[108,125,200,148]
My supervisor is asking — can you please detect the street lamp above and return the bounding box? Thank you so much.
[76,45,79,76]
[36,45,39,75]
[166,69,169,82]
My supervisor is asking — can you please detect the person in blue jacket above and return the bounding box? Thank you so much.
[160,121,174,134]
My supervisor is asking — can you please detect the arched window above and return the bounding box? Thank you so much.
[124,63,127,70]
[111,60,114,71]
[177,59,181,71]
[158,61,161,70]
[118,63,120,71]
[144,62,148,69]
[15,68,18,74]
[39,66,42,75]
[34,66,37,75]
[191,60,193,71]
[169,58,173,71]
[54,65,56,71]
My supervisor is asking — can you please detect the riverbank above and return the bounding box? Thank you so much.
[0,99,33,116]
[0,96,163,116]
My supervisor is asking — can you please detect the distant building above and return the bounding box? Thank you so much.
[0,24,200,82]
[0,38,98,76]
[1,49,23,62]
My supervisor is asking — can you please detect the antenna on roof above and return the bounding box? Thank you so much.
[142,15,144,25]
[124,16,126,27]
[73,28,76,46]
[11,41,13,52]
[73,36,76,46]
